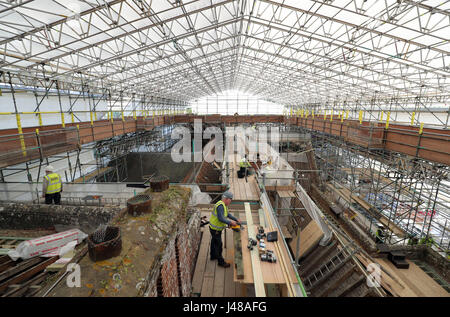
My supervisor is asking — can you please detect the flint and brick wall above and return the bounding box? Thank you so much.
[0,203,121,234]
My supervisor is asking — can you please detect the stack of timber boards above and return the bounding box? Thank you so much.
[355,252,449,297]
[388,251,409,269]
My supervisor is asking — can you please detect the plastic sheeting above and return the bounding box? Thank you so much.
[177,184,212,206]
[7,229,87,261]
[296,183,333,246]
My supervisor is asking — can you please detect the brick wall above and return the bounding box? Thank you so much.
[177,224,191,297]
[186,211,202,277]
[144,210,201,297]
[176,210,201,296]
[160,235,180,297]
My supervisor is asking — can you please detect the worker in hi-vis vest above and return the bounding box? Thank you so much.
[239,154,252,177]
[375,225,386,244]
[42,165,62,205]
[209,191,241,267]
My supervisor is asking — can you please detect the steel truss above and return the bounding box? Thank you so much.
[0,0,447,112]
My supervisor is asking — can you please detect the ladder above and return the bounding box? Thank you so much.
[304,243,357,291]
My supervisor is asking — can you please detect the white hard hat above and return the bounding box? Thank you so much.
[45,165,54,172]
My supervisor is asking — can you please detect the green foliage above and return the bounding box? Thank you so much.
[419,237,435,246]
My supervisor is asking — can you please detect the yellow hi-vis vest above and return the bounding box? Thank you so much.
[209,200,228,231]
[44,173,62,194]
[239,159,251,168]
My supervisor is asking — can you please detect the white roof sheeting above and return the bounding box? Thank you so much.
[0,0,448,108]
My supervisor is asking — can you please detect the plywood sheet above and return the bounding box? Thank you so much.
[289,220,323,258]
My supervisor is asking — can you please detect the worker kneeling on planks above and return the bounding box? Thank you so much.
[209,191,241,268]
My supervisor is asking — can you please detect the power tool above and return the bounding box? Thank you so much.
[256,226,266,240]
[230,224,242,232]
[247,238,257,250]
[230,221,246,232]
[260,250,277,263]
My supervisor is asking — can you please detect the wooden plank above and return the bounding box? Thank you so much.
[0,257,42,283]
[238,179,247,201]
[0,258,15,272]
[281,226,292,239]
[0,256,11,265]
[200,256,216,297]
[233,229,244,280]
[375,258,449,297]
[265,185,295,191]
[355,253,404,297]
[213,161,222,170]
[212,231,226,297]
[0,237,30,241]
[0,257,57,294]
[261,205,298,296]
[224,229,236,297]
[318,265,355,297]
[277,191,295,198]
[234,212,251,283]
[398,260,449,297]
[245,202,266,297]
[192,229,210,295]
[45,250,75,272]
[258,209,267,228]
[2,271,47,297]
[289,220,324,258]
[266,284,279,297]
[248,175,260,200]
[212,260,225,297]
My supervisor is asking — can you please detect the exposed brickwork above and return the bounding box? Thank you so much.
[144,210,201,297]
[160,235,180,297]
[175,210,202,297]
[186,211,202,277]
[176,225,191,297]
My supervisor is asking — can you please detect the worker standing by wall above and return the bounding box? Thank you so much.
[209,191,241,267]
[42,165,63,205]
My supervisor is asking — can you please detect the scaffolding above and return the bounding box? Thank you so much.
[284,123,450,253]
